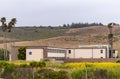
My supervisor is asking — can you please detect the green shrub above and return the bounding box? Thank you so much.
[71,68,96,79]
[0,61,8,67]
[2,63,15,79]
[37,68,69,79]
[18,46,26,60]
[30,61,37,68]
[20,63,28,67]
[71,69,85,79]
[38,68,58,79]
[94,68,108,79]
[30,61,46,68]
[58,70,69,79]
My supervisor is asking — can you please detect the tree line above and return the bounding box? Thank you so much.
[62,22,104,28]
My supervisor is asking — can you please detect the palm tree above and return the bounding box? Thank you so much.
[1,17,7,60]
[8,18,17,32]
[8,18,17,61]
[1,17,7,32]
[108,23,113,34]
[0,17,16,60]
[107,23,115,58]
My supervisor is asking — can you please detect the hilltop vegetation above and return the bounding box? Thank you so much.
[0,22,104,41]
[0,27,67,42]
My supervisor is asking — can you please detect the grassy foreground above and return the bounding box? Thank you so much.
[0,61,120,79]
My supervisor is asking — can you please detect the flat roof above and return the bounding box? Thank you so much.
[12,44,109,49]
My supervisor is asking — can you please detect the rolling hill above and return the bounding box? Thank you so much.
[0,26,120,51]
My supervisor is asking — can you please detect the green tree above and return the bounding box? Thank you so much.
[18,46,26,60]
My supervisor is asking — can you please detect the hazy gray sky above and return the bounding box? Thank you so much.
[0,0,120,26]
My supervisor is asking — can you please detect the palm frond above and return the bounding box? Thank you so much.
[11,18,17,25]
[0,17,6,23]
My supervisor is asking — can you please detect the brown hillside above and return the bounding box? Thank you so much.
[0,26,120,50]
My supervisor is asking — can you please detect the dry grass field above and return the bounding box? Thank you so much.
[0,26,120,52]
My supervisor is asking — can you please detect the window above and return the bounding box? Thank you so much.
[68,50,71,54]
[29,51,32,55]
[47,49,66,53]
[100,50,103,54]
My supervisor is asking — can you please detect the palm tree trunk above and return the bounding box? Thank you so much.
[9,28,15,61]
[9,32,12,61]
[2,31,6,60]
[5,32,7,60]
[4,31,7,60]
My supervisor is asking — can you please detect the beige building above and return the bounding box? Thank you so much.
[11,46,48,61]
[26,48,44,61]
[11,45,118,61]
[26,46,67,61]
[66,45,118,59]
[67,45,109,59]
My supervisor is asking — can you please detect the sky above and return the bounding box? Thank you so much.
[0,0,120,26]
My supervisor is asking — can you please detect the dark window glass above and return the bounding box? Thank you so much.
[100,50,103,53]
[68,50,71,54]
[29,51,32,55]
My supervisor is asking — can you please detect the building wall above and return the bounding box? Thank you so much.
[67,48,107,58]
[113,50,118,58]
[26,48,44,61]
[11,46,47,61]
[79,45,109,58]
[11,46,19,61]
[92,49,106,58]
